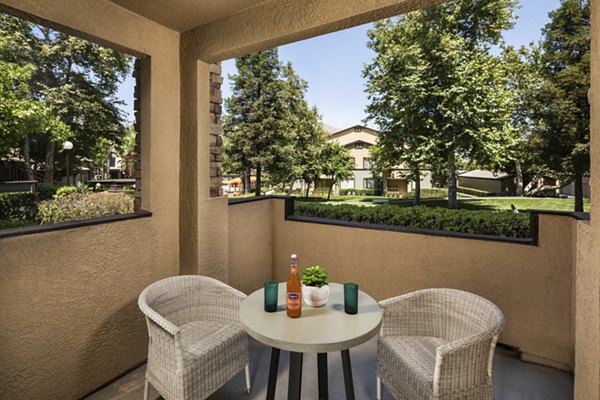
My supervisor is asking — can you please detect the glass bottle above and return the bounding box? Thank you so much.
[286,254,302,318]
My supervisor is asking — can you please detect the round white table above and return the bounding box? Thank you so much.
[240,283,382,400]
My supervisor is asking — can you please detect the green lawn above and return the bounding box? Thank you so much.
[390,197,590,212]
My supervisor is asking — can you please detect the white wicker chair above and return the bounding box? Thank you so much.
[377,288,505,400]
[138,275,250,400]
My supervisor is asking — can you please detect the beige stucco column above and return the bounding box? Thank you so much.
[179,33,230,282]
[575,0,600,398]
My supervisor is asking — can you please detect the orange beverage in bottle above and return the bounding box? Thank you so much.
[286,254,302,318]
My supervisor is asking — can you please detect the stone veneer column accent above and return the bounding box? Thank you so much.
[209,62,223,197]
[133,58,142,210]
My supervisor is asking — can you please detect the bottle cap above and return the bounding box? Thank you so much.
[291,254,297,258]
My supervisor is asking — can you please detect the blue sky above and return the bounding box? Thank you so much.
[118,0,562,128]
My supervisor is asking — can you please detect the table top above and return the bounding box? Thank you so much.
[240,283,382,353]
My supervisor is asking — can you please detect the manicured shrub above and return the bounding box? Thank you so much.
[37,192,134,224]
[456,186,493,197]
[339,188,376,196]
[0,192,38,221]
[55,186,78,199]
[294,202,530,238]
[37,183,58,200]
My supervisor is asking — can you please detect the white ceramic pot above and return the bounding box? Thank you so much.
[302,284,330,307]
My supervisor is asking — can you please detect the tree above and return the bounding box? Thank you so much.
[223,51,328,196]
[0,13,132,183]
[0,60,71,160]
[223,49,292,195]
[364,0,519,208]
[526,0,590,211]
[319,142,354,200]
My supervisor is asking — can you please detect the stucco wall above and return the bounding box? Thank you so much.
[228,198,577,370]
[0,1,181,399]
[228,199,274,295]
[458,177,503,193]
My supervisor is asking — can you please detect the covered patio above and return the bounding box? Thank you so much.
[0,1,598,400]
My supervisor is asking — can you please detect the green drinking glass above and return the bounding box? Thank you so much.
[344,282,359,314]
[264,281,279,312]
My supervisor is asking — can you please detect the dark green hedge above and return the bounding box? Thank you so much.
[0,192,38,221]
[339,188,376,196]
[294,202,530,238]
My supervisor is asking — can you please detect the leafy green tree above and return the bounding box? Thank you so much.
[319,142,354,200]
[526,0,590,211]
[364,0,519,208]
[0,60,71,160]
[0,13,132,182]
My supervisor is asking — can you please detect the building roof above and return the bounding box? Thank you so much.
[458,170,513,180]
[321,123,341,134]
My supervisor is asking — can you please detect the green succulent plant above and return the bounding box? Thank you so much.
[301,266,330,287]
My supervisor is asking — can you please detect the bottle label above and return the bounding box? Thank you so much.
[287,293,301,310]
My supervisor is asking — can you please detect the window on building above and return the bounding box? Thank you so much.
[364,178,375,189]
[354,126,362,132]
[354,142,364,149]
[363,157,373,169]
[340,179,355,189]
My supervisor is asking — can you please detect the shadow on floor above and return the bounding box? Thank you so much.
[86,336,573,400]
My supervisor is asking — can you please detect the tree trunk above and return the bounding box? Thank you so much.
[23,135,34,180]
[515,159,523,196]
[574,172,584,212]
[286,179,296,196]
[305,181,311,197]
[413,168,421,206]
[44,140,55,184]
[327,181,334,201]
[447,153,457,209]
[255,166,261,196]
[243,168,251,194]
[382,170,388,195]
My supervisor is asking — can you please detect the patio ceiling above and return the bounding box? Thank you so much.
[107,0,449,61]
[108,0,268,32]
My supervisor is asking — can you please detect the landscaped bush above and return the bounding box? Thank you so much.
[37,183,58,200]
[55,185,78,199]
[0,192,38,221]
[456,186,493,197]
[294,202,530,238]
[37,192,134,224]
[339,188,376,196]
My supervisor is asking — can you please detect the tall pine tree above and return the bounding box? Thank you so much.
[528,0,590,211]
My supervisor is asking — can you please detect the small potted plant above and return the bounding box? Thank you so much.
[302,266,330,307]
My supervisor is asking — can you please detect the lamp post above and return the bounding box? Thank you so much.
[63,140,73,186]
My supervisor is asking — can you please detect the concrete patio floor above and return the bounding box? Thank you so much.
[86,336,573,400]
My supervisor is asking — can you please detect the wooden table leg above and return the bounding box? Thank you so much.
[288,352,303,400]
[341,349,355,400]
[266,347,280,400]
[318,352,328,399]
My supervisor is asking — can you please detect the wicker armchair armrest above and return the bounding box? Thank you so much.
[433,333,500,395]
[138,293,179,336]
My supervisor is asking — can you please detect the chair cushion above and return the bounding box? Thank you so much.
[179,320,245,363]
[378,335,448,399]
